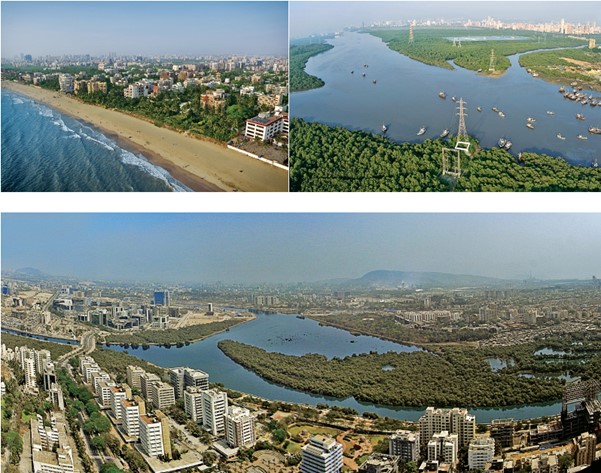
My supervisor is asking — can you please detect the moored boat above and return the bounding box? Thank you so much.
[577,134,588,140]
[576,114,585,120]
[439,91,447,99]
[417,127,426,136]
[382,124,388,133]
[440,129,450,138]
[588,127,601,134]
[557,133,566,140]
[498,137,507,148]
[527,117,536,123]
[372,80,377,84]
[451,96,457,102]
[498,111,505,118]
[546,111,555,116]
[504,140,512,150]
[526,123,535,129]
[477,106,482,112]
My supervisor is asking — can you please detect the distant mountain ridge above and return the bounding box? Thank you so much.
[353,269,511,288]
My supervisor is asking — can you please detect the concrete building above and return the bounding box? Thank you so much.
[169,367,186,398]
[59,74,74,94]
[24,356,37,391]
[490,419,515,449]
[419,407,475,448]
[184,368,209,391]
[184,386,204,423]
[150,381,175,410]
[96,380,116,409]
[35,350,52,374]
[127,365,146,391]
[573,432,596,466]
[121,397,146,440]
[31,416,75,473]
[140,414,166,457]
[225,406,255,448]
[202,389,228,435]
[358,453,401,473]
[389,430,420,462]
[468,437,495,470]
[245,113,286,141]
[301,435,344,473]
[48,383,65,411]
[140,372,161,401]
[110,385,131,420]
[427,431,458,465]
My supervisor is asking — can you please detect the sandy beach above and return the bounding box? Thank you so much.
[3,81,288,192]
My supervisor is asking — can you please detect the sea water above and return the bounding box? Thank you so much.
[1,90,192,192]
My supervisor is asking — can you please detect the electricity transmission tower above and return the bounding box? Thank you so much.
[442,98,470,177]
[409,21,414,43]
[489,49,496,72]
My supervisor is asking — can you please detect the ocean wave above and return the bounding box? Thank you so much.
[119,149,191,192]
[62,134,82,139]
[79,131,115,151]
[35,104,54,118]
[52,117,76,134]
[12,98,24,104]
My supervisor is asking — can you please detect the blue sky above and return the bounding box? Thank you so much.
[291,2,601,38]
[2,214,600,283]
[1,2,288,57]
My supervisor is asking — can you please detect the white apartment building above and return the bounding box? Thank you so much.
[225,406,255,448]
[96,380,116,409]
[140,372,161,401]
[110,385,131,420]
[140,414,165,457]
[419,407,475,448]
[245,113,287,141]
[121,399,142,439]
[300,435,343,473]
[468,437,495,470]
[389,430,420,462]
[24,356,37,391]
[202,389,228,435]
[184,386,204,423]
[150,381,175,410]
[126,365,145,391]
[427,431,458,465]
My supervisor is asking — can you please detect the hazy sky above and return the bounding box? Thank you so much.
[2,214,600,283]
[291,1,601,38]
[1,2,288,57]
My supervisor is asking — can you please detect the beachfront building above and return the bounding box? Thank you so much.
[59,74,74,94]
[225,406,255,448]
[301,435,343,473]
[124,81,153,99]
[245,112,287,141]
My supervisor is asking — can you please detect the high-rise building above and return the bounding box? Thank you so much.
[154,290,170,306]
[468,437,495,470]
[427,431,458,465]
[389,430,419,462]
[301,435,343,473]
[48,383,65,411]
[127,366,146,391]
[24,356,37,391]
[490,419,515,449]
[151,381,175,410]
[358,453,401,473]
[140,414,165,457]
[419,407,475,448]
[170,367,186,398]
[225,406,255,448]
[121,398,143,439]
[573,432,596,466]
[140,372,161,401]
[35,350,52,374]
[184,368,209,391]
[110,385,131,420]
[184,386,204,423]
[202,389,228,435]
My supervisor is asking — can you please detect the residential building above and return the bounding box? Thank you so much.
[121,398,145,440]
[35,350,52,374]
[126,365,145,391]
[150,381,175,410]
[257,93,283,109]
[140,372,161,401]
[225,406,255,448]
[59,74,74,94]
[110,385,131,420]
[170,367,186,398]
[389,430,420,462]
[419,407,475,448]
[427,431,458,465]
[184,386,204,423]
[140,414,165,457]
[96,380,116,409]
[48,383,65,411]
[202,389,228,435]
[468,437,495,470]
[490,419,515,449]
[24,356,37,391]
[245,113,286,141]
[358,453,401,473]
[301,435,344,473]
[184,368,209,391]
[573,432,596,466]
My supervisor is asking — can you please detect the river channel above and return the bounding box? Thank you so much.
[108,312,572,423]
[292,32,600,166]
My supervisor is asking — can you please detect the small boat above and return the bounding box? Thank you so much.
[577,134,588,140]
[451,96,457,102]
[576,114,585,120]
[492,107,499,113]
[527,117,536,123]
[581,100,588,105]
[372,80,377,84]
[498,111,505,118]
[590,101,597,107]
[382,124,388,133]
[593,159,599,168]
[559,87,565,93]
[364,64,368,68]
[526,123,535,129]
[362,73,366,77]
[532,72,539,77]
[439,91,447,99]
[477,107,482,112]
[546,111,555,116]
[588,127,601,134]
[417,127,426,136]
[440,129,449,138]
[351,70,354,74]
[498,137,507,148]
[557,133,566,140]
[504,140,512,150]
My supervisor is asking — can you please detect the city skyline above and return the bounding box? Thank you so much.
[291,1,601,38]
[2,214,601,283]
[1,1,288,57]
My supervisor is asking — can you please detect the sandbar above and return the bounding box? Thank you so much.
[2,81,288,192]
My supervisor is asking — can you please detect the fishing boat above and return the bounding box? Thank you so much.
[417,127,426,136]
[498,111,505,118]
[557,133,566,140]
[527,117,536,123]
[546,111,555,116]
[526,123,535,130]
[382,124,388,133]
[492,107,499,113]
[559,87,565,93]
[593,159,599,168]
[362,73,366,77]
[577,134,588,140]
[372,80,377,84]
[451,96,457,102]
[440,129,450,138]
[504,140,512,150]
[477,107,482,112]
[498,137,507,148]
[590,101,598,107]
[576,114,585,120]
[589,127,601,134]
[351,70,354,74]
[581,100,588,106]
[439,91,447,99]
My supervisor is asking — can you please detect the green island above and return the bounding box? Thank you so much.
[289,118,601,192]
[519,47,601,92]
[104,317,249,346]
[217,340,567,408]
[1,332,75,359]
[367,28,585,75]
[290,43,335,92]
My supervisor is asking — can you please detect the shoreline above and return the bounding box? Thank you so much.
[2,81,288,192]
